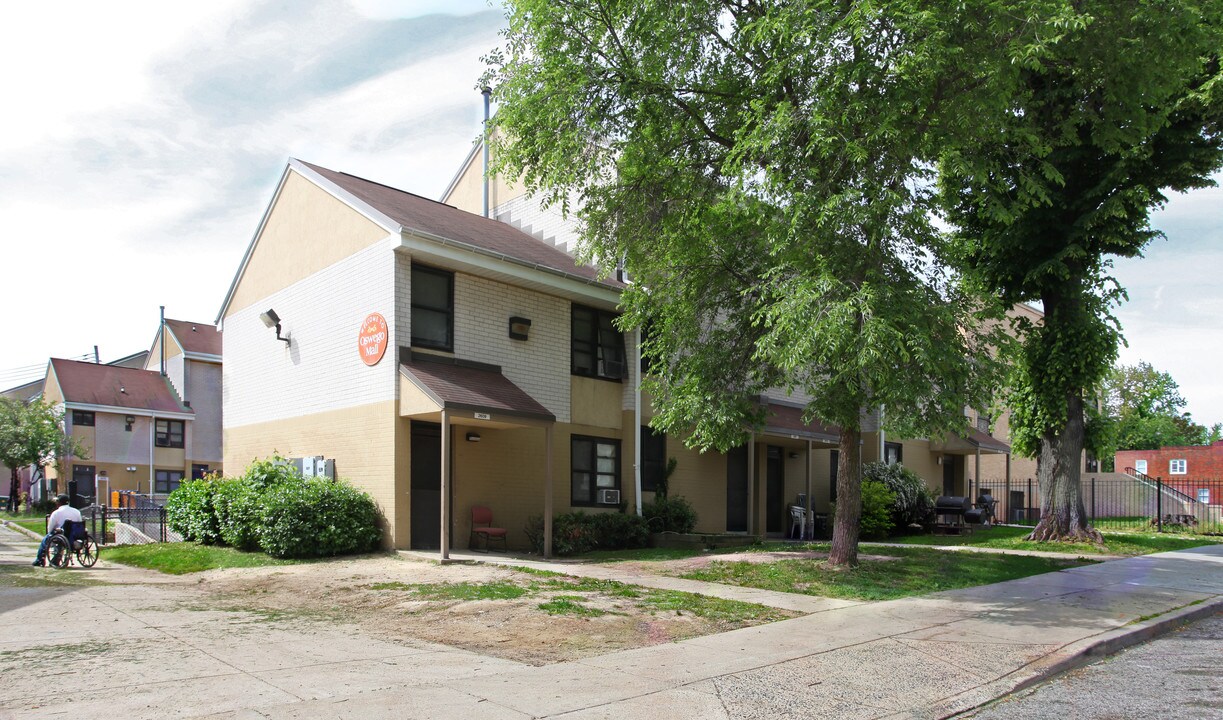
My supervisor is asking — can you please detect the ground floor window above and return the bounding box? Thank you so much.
[1198,488,1211,504]
[191,464,210,480]
[884,441,903,465]
[572,436,620,505]
[155,469,184,494]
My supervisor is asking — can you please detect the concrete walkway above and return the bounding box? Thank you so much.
[2,526,1221,720]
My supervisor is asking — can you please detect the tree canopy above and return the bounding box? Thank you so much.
[485,0,1026,564]
[939,1,1223,540]
[1,397,83,510]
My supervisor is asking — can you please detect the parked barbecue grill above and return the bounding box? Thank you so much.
[934,496,971,533]
[975,492,998,525]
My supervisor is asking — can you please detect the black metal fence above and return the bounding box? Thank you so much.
[106,491,171,543]
[970,471,1223,534]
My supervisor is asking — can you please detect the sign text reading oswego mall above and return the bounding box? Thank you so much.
[358,312,388,366]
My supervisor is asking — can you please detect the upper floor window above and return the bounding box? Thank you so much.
[155,419,185,448]
[884,441,903,466]
[411,265,454,351]
[572,305,625,380]
[976,414,990,434]
[1170,459,1187,475]
[71,410,95,426]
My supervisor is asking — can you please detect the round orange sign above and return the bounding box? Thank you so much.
[358,313,388,366]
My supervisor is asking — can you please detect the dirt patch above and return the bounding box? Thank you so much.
[182,554,794,665]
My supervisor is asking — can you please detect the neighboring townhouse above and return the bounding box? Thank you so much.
[42,359,195,501]
[38,319,222,503]
[145,318,224,480]
[3,350,150,503]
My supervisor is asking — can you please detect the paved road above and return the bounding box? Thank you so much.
[964,612,1223,719]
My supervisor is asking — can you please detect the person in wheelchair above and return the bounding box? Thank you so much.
[32,494,83,567]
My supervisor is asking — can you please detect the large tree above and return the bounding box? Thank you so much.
[940,2,1223,541]
[485,1,1030,564]
[0,398,84,511]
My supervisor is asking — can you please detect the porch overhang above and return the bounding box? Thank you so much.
[930,428,1011,455]
[760,401,841,447]
[398,353,556,427]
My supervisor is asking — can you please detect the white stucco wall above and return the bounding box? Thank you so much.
[224,236,399,428]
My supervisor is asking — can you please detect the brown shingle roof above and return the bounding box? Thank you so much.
[50,359,191,414]
[763,403,841,443]
[166,319,222,357]
[400,356,554,422]
[297,160,622,289]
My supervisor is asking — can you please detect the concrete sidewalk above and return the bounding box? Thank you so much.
[2,526,1220,720]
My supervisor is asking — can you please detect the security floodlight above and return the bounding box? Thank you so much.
[259,308,290,345]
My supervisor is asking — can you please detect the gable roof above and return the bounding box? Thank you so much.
[297,160,620,288]
[216,159,622,323]
[49,359,192,415]
[165,319,222,357]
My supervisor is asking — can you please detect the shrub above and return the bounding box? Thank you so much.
[860,480,897,539]
[863,462,936,530]
[258,477,381,558]
[166,479,222,544]
[243,456,303,490]
[642,495,698,534]
[524,511,650,556]
[213,478,263,551]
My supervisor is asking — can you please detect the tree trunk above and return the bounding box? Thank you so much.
[828,426,863,566]
[7,468,17,512]
[1027,393,1103,543]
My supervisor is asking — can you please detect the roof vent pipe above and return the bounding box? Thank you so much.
[160,305,166,377]
[482,86,491,219]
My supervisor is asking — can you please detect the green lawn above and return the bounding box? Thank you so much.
[1,512,47,535]
[102,542,305,574]
[884,525,1223,556]
[679,544,1092,601]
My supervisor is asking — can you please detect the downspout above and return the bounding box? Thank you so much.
[633,328,642,516]
[481,86,491,219]
[148,413,155,496]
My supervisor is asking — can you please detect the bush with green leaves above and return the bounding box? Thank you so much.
[642,495,698,534]
[863,461,936,530]
[524,510,650,556]
[166,478,222,544]
[212,478,263,551]
[257,477,381,558]
[859,480,898,539]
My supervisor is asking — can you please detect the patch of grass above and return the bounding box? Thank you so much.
[885,525,1223,556]
[638,590,792,623]
[1,513,47,535]
[0,640,115,663]
[537,597,607,616]
[582,547,710,562]
[0,564,109,588]
[103,542,303,574]
[372,581,528,601]
[679,545,1092,602]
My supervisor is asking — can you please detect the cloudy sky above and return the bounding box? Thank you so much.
[1,1,1220,425]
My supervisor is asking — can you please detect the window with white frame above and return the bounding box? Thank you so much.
[1170,459,1187,475]
[1198,488,1211,504]
[1135,459,1148,476]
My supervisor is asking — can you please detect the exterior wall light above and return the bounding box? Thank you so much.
[466,432,482,442]
[259,308,291,345]
[508,316,531,341]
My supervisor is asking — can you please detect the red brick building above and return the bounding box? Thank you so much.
[1115,440,1223,505]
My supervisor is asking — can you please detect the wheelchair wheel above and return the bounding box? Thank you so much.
[76,537,99,568]
[47,535,72,569]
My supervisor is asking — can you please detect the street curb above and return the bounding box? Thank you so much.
[0,520,43,541]
[908,594,1223,719]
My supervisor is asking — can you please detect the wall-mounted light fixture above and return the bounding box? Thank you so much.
[125,466,137,473]
[125,415,135,432]
[465,432,482,442]
[937,455,944,465]
[788,451,800,459]
[508,316,531,341]
[259,308,291,345]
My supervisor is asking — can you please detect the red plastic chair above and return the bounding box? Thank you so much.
[470,505,507,553]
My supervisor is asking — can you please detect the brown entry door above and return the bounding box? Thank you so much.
[410,422,441,549]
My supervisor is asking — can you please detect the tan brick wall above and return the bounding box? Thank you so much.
[224,400,401,547]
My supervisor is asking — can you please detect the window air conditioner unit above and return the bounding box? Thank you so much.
[597,489,621,505]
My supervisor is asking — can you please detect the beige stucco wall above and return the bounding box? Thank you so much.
[442,139,524,216]
[571,377,624,429]
[225,170,391,318]
[224,400,401,547]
